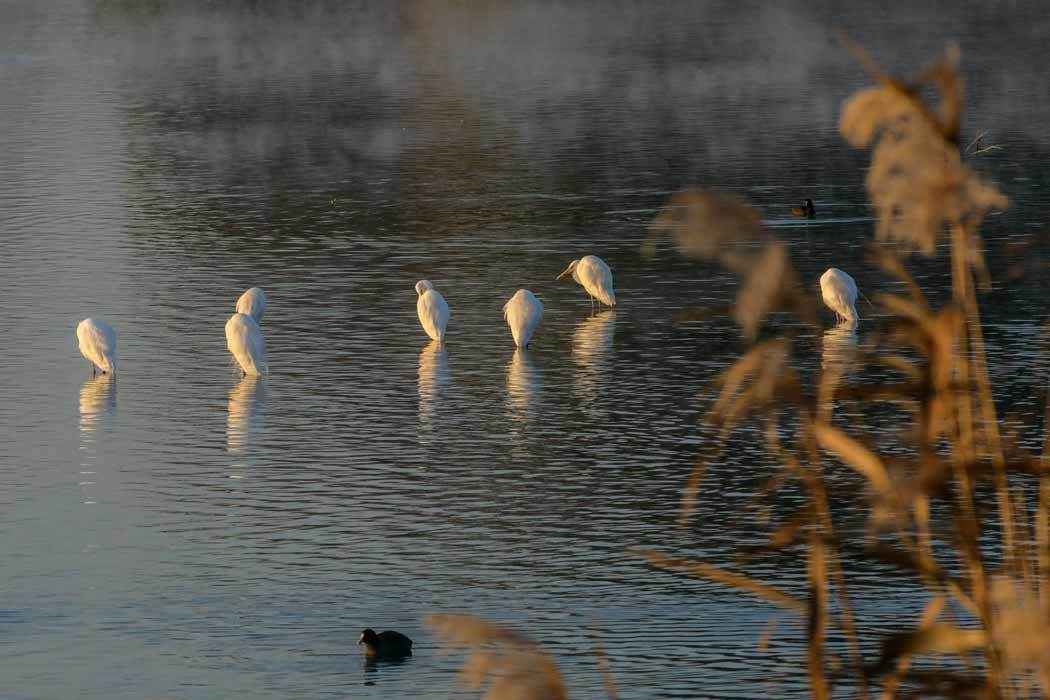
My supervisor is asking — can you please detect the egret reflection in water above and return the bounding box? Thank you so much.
[417,340,450,435]
[78,374,116,439]
[572,310,616,407]
[506,348,543,424]
[819,324,858,417]
[78,374,116,506]
[226,375,267,454]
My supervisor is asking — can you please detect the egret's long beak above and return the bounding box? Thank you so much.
[556,265,573,281]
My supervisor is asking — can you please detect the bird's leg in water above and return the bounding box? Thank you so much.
[242,369,246,378]
[92,364,96,377]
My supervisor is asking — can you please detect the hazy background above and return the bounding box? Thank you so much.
[2,1,1049,698]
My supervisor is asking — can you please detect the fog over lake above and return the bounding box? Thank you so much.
[2,1,1049,697]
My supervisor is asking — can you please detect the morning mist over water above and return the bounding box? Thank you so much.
[3,1,1050,698]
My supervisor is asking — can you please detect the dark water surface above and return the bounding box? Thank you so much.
[3,1,1050,698]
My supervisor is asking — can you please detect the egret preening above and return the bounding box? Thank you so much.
[820,267,859,328]
[225,312,268,376]
[76,318,117,375]
[415,280,450,343]
[503,289,543,348]
[557,255,616,314]
[236,287,267,322]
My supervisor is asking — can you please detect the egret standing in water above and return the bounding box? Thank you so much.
[225,312,268,376]
[76,318,117,375]
[557,255,616,314]
[820,268,859,328]
[236,287,267,322]
[415,280,450,343]
[503,289,543,348]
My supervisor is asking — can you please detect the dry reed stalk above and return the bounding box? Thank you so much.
[636,40,1050,699]
[587,626,620,700]
[806,532,830,700]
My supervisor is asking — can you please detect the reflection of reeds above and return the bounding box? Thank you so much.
[641,44,1049,698]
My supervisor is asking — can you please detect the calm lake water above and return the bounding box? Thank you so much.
[3,1,1050,698]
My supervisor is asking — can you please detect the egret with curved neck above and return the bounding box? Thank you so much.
[557,255,616,314]
[236,287,267,322]
[77,318,117,375]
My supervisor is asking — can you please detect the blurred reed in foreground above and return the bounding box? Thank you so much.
[427,614,573,700]
[641,42,1050,699]
[430,43,1045,699]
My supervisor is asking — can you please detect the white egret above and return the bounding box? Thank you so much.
[557,255,616,313]
[820,268,859,328]
[225,312,268,376]
[503,289,543,348]
[236,287,267,322]
[76,318,117,375]
[415,280,450,343]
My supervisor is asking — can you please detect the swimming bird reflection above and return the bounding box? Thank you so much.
[226,375,267,454]
[418,340,450,435]
[572,310,615,408]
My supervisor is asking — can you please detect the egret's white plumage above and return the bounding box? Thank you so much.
[236,287,267,322]
[820,268,859,328]
[557,255,616,310]
[225,312,268,376]
[503,289,543,348]
[76,318,117,375]
[415,280,450,343]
